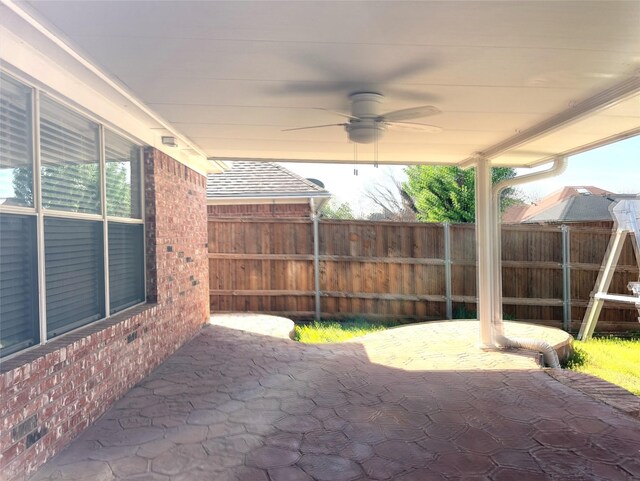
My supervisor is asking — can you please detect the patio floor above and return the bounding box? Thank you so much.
[30,317,640,481]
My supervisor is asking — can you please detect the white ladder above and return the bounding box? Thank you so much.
[578,199,640,340]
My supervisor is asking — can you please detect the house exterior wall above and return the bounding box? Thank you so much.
[0,148,209,481]
[207,203,312,218]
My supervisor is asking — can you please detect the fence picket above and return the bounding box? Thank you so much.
[208,217,638,332]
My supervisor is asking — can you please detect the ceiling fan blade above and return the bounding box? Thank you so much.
[313,108,360,120]
[282,123,346,132]
[381,105,441,122]
[386,121,443,133]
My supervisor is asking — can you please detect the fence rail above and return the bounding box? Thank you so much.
[208,217,639,332]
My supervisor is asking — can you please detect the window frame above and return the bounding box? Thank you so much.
[0,213,40,357]
[0,68,147,360]
[0,71,37,216]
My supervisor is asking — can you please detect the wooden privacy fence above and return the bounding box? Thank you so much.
[208,217,639,332]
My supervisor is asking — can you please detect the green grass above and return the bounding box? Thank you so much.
[294,320,393,344]
[564,336,640,395]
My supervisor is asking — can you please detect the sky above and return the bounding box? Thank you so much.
[283,135,640,217]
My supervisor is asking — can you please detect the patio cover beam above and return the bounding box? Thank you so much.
[461,76,640,165]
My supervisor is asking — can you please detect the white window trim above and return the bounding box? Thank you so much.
[0,68,148,360]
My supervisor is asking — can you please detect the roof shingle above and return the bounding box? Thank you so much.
[207,161,330,199]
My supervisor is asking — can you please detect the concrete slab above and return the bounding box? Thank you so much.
[29,318,639,481]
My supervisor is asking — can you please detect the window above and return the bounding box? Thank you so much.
[0,214,39,356]
[106,130,142,218]
[0,72,34,208]
[0,71,145,357]
[40,95,101,214]
[108,223,144,314]
[45,218,105,337]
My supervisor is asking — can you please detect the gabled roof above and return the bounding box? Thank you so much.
[501,204,530,224]
[523,195,616,223]
[503,186,639,224]
[206,161,331,200]
[522,186,612,220]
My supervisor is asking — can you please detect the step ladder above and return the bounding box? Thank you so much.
[578,199,640,340]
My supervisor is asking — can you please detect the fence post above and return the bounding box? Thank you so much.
[443,222,453,319]
[561,224,571,331]
[311,202,321,321]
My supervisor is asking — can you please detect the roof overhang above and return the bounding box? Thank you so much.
[0,0,226,175]
[1,0,639,169]
[207,192,332,206]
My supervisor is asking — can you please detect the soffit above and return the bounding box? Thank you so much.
[17,0,640,166]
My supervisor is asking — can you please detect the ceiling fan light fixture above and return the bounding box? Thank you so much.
[346,121,386,144]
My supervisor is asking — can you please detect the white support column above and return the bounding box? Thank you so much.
[475,156,496,348]
[491,178,505,338]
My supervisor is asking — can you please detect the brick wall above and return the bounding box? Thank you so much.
[207,202,312,218]
[0,148,209,481]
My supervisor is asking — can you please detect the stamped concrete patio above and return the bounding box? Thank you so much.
[31,317,640,481]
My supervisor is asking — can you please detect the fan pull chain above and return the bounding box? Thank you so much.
[353,142,358,176]
[374,127,379,168]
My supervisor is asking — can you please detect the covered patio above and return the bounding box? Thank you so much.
[30,317,640,481]
[1,1,639,480]
[6,0,637,349]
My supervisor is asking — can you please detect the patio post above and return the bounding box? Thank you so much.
[475,156,497,348]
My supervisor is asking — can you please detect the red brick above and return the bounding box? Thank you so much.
[1,148,208,481]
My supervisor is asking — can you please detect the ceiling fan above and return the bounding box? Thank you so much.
[283,92,442,144]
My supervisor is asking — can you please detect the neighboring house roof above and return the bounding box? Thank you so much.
[523,194,617,223]
[503,186,639,224]
[206,161,331,201]
[522,186,612,221]
[502,204,530,224]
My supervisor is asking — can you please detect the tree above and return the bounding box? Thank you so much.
[11,167,34,207]
[105,162,132,216]
[364,173,417,222]
[320,200,355,220]
[12,162,131,214]
[403,165,520,223]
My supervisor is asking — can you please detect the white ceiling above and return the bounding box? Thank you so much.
[19,1,640,166]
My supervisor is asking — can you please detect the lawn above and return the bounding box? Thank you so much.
[294,320,391,343]
[565,336,640,395]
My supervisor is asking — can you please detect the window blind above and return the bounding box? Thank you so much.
[108,222,145,314]
[0,72,33,207]
[40,96,101,214]
[44,217,104,337]
[105,130,141,219]
[0,214,39,356]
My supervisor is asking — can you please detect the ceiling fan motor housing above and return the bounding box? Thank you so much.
[350,92,383,118]
[347,92,385,143]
